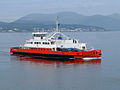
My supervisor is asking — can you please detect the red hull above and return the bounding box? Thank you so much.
[10,47,101,59]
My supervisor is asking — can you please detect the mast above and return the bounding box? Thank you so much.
[56,16,59,32]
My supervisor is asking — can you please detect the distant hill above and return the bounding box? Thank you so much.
[0,22,7,25]
[12,12,120,30]
[108,13,120,20]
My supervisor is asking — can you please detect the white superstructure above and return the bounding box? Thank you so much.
[24,17,87,50]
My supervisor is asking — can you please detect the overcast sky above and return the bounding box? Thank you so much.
[0,0,119,22]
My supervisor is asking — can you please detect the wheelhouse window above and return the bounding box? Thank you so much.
[33,34,46,37]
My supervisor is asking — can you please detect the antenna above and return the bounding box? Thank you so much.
[56,16,59,32]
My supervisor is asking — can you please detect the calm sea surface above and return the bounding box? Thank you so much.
[0,31,120,90]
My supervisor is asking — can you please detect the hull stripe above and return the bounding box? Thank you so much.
[12,51,75,59]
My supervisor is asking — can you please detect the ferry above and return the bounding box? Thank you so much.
[10,17,102,60]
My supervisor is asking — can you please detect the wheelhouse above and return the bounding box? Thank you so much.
[32,32,48,40]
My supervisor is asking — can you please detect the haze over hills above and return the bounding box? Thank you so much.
[0,22,8,25]
[11,12,120,30]
[12,12,84,24]
[1,12,120,32]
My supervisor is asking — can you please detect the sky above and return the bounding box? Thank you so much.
[0,0,119,22]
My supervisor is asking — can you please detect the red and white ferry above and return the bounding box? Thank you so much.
[10,18,101,60]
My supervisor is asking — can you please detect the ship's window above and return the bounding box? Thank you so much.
[82,47,85,49]
[53,48,55,51]
[38,48,41,50]
[26,48,29,50]
[51,42,55,45]
[96,52,97,54]
[31,48,37,50]
[75,40,77,43]
[42,48,45,50]
[47,48,51,51]
[27,42,30,44]
[34,42,38,44]
[34,42,41,44]
[22,47,30,49]
[57,48,62,51]
[73,40,77,43]
[27,42,31,44]
[43,42,49,45]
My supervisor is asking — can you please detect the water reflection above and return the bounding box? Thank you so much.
[10,56,101,68]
